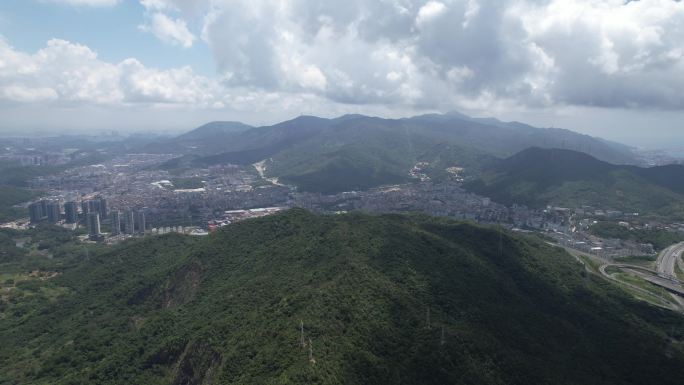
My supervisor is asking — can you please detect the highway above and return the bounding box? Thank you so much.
[656,242,684,278]
[620,267,684,296]
[595,263,683,311]
[562,244,684,312]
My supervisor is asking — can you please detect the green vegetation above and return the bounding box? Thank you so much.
[589,222,684,250]
[1,209,684,384]
[573,252,602,273]
[0,155,110,222]
[171,177,204,190]
[0,161,60,188]
[467,148,684,219]
[610,272,672,301]
[266,120,492,193]
[0,161,55,222]
[675,262,684,281]
[0,228,25,263]
[158,113,635,194]
[0,186,38,222]
[25,224,75,251]
[614,255,658,266]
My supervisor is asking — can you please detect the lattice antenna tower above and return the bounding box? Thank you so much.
[309,338,316,365]
[300,320,306,348]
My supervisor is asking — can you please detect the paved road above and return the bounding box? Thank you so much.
[595,263,682,311]
[620,267,684,296]
[562,245,684,312]
[656,242,684,278]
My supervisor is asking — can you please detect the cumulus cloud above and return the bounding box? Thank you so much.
[139,13,195,48]
[0,37,350,122]
[7,0,684,114]
[515,0,684,108]
[0,38,214,105]
[192,0,684,110]
[1,86,58,102]
[416,1,447,28]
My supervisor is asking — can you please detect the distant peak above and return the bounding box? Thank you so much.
[334,113,368,121]
[443,110,471,119]
[177,121,252,139]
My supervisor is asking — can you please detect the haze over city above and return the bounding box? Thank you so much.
[1,0,683,149]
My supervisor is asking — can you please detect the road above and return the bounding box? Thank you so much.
[619,267,684,296]
[655,242,684,278]
[562,244,684,312]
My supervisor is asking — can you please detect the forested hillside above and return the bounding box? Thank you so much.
[466,147,684,218]
[1,210,683,384]
[157,112,637,193]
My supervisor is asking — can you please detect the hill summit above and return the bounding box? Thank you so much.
[2,209,683,384]
[467,147,684,218]
[153,112,638,194]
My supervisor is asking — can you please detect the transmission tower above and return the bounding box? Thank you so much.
[309,338,316,365]
[300,320,305,348]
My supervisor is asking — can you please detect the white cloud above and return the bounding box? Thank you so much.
[514,0,684,108]
[47,0,120,6]
[139,12,195,48]
[416,1,447,28]
[7,0,684,119]
[196,0,684,110]
[139,0,209,15]
[139,0,168,10]
[1,85,58,102]
[0,38,214,106]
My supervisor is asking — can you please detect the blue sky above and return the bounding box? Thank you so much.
[0,0,214,75]
[0,0,683,150]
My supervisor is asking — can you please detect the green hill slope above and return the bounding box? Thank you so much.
[466,147,684,218]
[2,210,684,384]
[267,117,493,192]
[0,161,54,222]
[177,121,253,141]
[158,113,638,193]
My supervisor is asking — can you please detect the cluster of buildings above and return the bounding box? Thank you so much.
[291,182,511,224]
[0,152,70,166]
[29,155,291,231]
[550,230,655,258]
[207,207,286,231]
[28,196,148,242]
[20,151,684,256]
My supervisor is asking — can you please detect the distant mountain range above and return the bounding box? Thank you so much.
[3,210,684,384]
[152,112,638,193]
[466,147,684,218]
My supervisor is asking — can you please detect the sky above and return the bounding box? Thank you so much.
[0,0,683,149]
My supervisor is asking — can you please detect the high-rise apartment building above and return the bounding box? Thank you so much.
[111,210,122,235]
[87,212,102,241]
[64,201,78,224]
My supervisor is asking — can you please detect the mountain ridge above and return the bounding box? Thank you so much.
[466,147,684,217]
[177,121,253,140]
[157,112,639,193]
[2,209,684,384]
